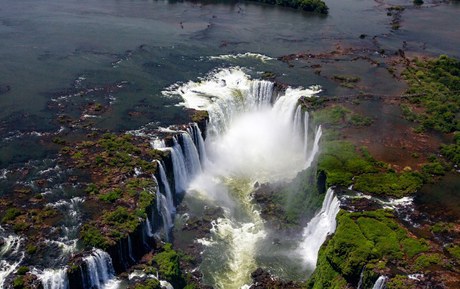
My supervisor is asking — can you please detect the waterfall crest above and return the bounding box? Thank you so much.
[297,188,341,271]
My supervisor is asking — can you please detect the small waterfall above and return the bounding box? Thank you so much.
[298,188,340,270]
[188,123,208,166]
[145,215,154,238]
[0,233,24,288]
[151,138,166,149]
[82,249,119,289]
[127,236,135,263]
[305,125,322,169]
[293,105,303,136]
[357,267,365,289]
[157,189,173,241]
[156,161,175,215]
[180,132,202,177]
[303,111,309,155]
[35,268,69,289]
[372,276,388,289]
[170,137,188,193]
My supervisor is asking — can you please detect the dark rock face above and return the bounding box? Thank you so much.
[316,170,327,195]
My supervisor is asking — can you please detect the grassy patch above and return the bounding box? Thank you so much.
[354,171,424,198]
[402,55,460,133]
[308,210,430,288]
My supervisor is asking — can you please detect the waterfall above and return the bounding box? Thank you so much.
[164,67,322,288]
[357,267,365,289]
[157,161,175,215]
[303,111,310,155]
[145,215,154,238]
[151,138,166,149]
[187,123,208,166]
[248,80,274,108]
[157,189,173,241]
[180,132,202,178]
[35,268,69,289]
[298,188,340,270]
[82,249,119,289]
[0,233,24,288]
[170,137,188,193]
[305,125,322,169]
[127,236,135,263]
[293,105,303,136]
[372,276,388,289]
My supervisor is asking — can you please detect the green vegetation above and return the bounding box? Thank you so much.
[318,141,378,187]
[80,224,111,249]
[386,275,411,289]
[413,253,444,270]
[279,168,324,225]
[152,243,184,288]
[64,133,163,250]
[1,208,21,223]
[317,140,425,196]
[413,0,424,5]
[26,244,37,255]
[132,279,161,289]
[354,171,423,198]
[447,244,460,263]
[332,75,361,88]
[312,105,373,128]
[441,131,460,165]
[254,0,328,14]
[402,55,460,133]
[16,266,29,275]
[98,188,122,203]
[80,203,150,249]
[12,277,24,289]
[307,210,430,288]
[348,114,373,127]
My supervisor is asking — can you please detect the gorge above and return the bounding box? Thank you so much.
[0,0,460,288]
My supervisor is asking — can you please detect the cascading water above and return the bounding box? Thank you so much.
[170,137,189,193]
[179,132,202,180]
[187,123,208,166]
[156,185,173,241]
[156,161,175,215]
[297,188,341,271]
[0,231,24,288]
[164,67,323,288]
[372,276,388,289]
[46,196,85,256]
[82,249,119,289]
[34,268,69,289]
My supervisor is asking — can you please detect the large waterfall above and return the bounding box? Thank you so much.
[164,67,324,288]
